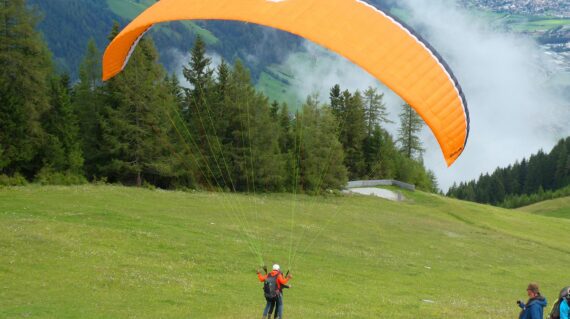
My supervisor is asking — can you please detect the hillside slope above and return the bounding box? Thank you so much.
[1,186,569,318]
[518,196,570,219]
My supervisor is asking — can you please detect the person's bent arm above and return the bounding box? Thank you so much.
[257,272,267,282]
[278,274,291,285]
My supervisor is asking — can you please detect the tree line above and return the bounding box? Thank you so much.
[447,137,570,208]
[0,0,437,193]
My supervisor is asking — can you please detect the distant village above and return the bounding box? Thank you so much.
[464,0,570,18]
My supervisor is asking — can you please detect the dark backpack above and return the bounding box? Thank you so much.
[549,287,570,319]
[549,298,563,319]
[263,273,280,302]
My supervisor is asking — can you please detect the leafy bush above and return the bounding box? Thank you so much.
[0,173,28,186]
[501,185,570,208]
[35,167,87,185]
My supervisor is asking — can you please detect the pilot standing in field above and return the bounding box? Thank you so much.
[257,264,292,319]
[518,283,547,319]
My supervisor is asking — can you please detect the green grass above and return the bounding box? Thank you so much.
[518,196,570,219]
[256,71,301,109]
[257,51,340,109]
[463,7,570,32]
[509,17,570,32]
[1,185,570,318]
[106,0,156,20]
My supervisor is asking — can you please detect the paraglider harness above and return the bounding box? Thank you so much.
[263,271,288,302]
[263,270,289,302]
[264,272,280,302]
[549,286,570,319]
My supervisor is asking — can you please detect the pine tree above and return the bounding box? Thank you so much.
[74,39,103,178]
[181,36,223,188]
[277,103,295,190]
[338,90,366,179]
[524,151,545,194]
[278,103,292,154]
[427,170,440,193]
[363,126,396,179]
[270,100,280,120]
[78,39,101,90]
[162,73,197,188]
[297,95,347,192]
[182,35,214,125]
[363,87,391,136]
[225,60,284,191]
[42,75,84,174]
[554,140,568,188]
[0,0,52,177]
[248,95,285,191]
[329,84,343,119]
[397,103,425,160]
[100,36,176,187]
[376,129,399,179]
[361,88,392,179]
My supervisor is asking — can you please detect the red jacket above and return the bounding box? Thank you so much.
[257,270,290,290]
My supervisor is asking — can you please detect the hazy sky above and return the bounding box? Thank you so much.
[283,0,570,190]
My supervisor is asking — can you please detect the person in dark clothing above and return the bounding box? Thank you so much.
[268,284,289,319]
[555,286,570,319]
[257,264,292,319]
[519,283,548,319]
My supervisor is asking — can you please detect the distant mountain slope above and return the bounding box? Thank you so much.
[28,0,567,105]
[519,196,570,219]
[28,0,123,75]
[28,0,303,81]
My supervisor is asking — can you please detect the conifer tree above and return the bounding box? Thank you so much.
[226,60,284,191]
[42,75,84,174]
[278,103,292,154]
[270,100,280,120]
[181,36,224,188]
[362,87,392,178]
[277,103,295,190]
[363,87,391,136]
[554,141,568,188]
[340,90,367,179]
[74,39,103,178]
[397,103,425,160]
[0,0,52,177]
[161,73,198,188]
[297,95,347,192]
[329,84,343,119]
[182,35,214,125]
[100,36,176,187]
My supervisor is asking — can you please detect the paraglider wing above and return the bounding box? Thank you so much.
[102,0,470,166]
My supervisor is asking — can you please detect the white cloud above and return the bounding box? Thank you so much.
[395,0,570,190]
[281,0,570,190]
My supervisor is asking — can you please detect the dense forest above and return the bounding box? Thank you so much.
[0,0,437,193]
[447,137,570,207]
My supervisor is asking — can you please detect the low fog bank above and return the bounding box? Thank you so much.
[283,0,570,190]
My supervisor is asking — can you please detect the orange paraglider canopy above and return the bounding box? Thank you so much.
[102,0,469,166]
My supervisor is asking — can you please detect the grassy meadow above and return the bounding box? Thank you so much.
[519,196,570,219]
[1,186,570,318]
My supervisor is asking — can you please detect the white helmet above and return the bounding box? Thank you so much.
[272,264,280,271]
